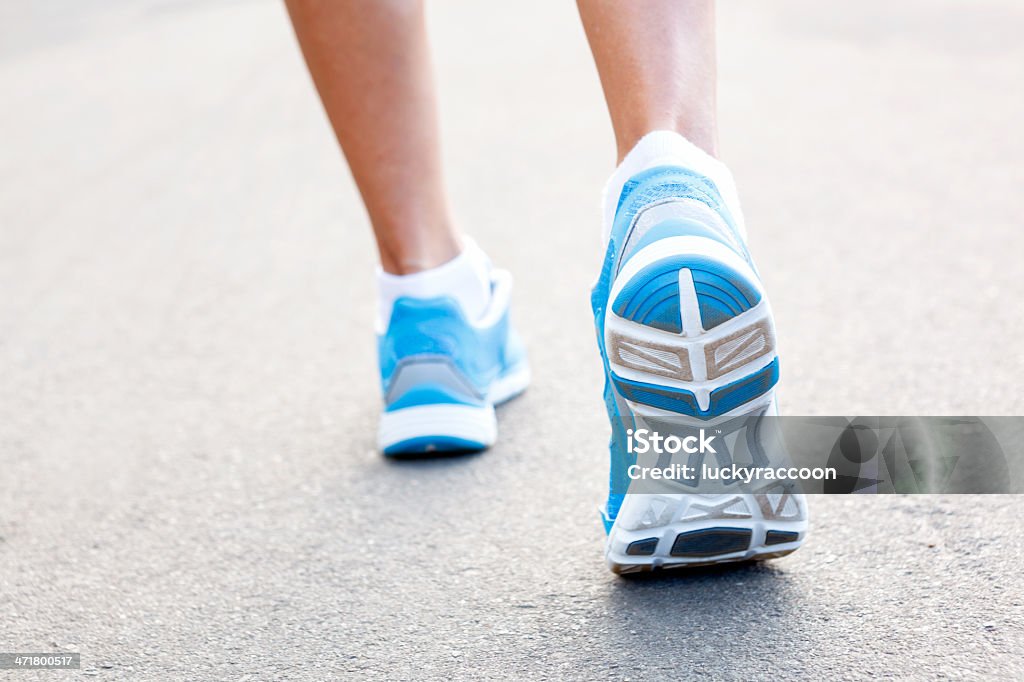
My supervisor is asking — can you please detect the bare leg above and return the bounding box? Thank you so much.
[577,0,718,161]
[285,0,459,274]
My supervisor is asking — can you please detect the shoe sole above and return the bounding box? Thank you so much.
[603,235,807,572]
[606,492,808,574]
[379,363,530,456]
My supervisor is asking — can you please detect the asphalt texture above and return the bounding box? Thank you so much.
[2,1,1024,679]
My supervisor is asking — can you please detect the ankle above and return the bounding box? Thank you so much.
[378,233,462,275]
[615,120,718,164]
[376,238,493,326]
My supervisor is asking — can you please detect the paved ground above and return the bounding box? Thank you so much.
[2,1,1024,679]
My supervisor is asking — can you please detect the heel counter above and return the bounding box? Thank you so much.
[378,296,489,409]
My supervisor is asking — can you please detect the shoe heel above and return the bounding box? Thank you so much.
[378,403,497,456]
[605,240,780,418]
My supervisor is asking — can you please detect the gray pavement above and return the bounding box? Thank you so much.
[2,0,1024,679]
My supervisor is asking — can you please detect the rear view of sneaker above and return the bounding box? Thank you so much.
[377,244,530,456]
[591,131,808,573]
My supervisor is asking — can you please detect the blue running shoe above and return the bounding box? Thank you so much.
[377,266,530,456]
[592,133,807,573]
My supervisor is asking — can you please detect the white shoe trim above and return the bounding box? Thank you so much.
[607,235,762,307]
[378,403,497,451]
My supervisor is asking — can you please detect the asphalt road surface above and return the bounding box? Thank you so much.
[2,1,1023,679]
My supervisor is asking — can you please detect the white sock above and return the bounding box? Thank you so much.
[377,239,492,329]
[601,130,747,247]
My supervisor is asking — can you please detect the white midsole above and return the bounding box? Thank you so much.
[378,403,497,450]
[378,364,529,450]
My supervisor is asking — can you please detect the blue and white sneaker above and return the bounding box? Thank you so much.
[591,132,807,573]
[377,265,530,456]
